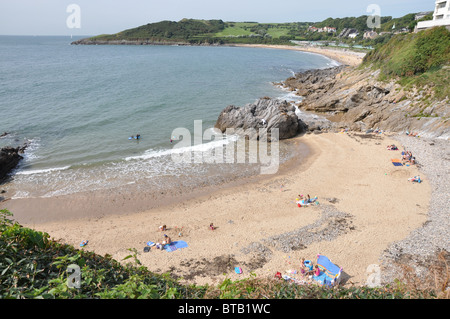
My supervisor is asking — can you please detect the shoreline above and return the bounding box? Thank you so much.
[1,138,311,225]
[2,42,445,290]
[229,44,366,67]
[71,39,366,67]
[3,131,434,287]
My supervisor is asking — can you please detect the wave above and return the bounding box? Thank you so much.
[16,165,71,175]
[125,134,239,161]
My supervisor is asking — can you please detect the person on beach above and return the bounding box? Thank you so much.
[210,223,216,230]
[159,225,167,231]
[387,144,398,150]
[314,265,321,276]
[162,234,172,245]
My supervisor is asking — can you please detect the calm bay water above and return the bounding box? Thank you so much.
[0,36,337,198]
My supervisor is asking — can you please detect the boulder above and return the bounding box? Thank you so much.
[0,146,24,182]
[215,98,299,141]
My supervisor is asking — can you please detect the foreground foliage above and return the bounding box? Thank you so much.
[0,209,445,299]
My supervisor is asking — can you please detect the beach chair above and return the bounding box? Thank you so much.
[313,254,342,287]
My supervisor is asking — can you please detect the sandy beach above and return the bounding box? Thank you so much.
[3,131,431,287]
[234,44,366,67]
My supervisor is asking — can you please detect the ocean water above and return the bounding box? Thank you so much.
[0,36,338,199]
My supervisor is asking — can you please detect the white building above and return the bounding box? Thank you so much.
[416,0,450,31]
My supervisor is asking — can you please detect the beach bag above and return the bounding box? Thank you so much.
[235,267,242,274]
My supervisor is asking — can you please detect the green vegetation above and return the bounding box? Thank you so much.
[83,12,435,50]
[89,19,295,45]
[362,27,450,100]
[1,209,447,299]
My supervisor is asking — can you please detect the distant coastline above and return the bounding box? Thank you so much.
[71,38,365,67]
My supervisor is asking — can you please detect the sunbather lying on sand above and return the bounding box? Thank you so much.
[387,144,398,150]
[408,176,421,183]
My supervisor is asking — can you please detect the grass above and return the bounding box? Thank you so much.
[362,26,450,101]
[215,26,252,37]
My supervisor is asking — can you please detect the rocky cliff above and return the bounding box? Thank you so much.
[282,65,449,139]
[215,64,449,141]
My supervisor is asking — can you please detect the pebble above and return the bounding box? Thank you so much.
[380,134,450,284]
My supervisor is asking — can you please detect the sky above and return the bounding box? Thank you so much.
[0,0,436,36]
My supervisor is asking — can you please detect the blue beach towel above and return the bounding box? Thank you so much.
[164,240,188,252]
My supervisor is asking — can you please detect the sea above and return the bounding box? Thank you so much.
[0,36,339,200]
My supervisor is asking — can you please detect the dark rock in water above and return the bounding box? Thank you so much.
[0,146,25,182]
[215,98,299,141]
[0,132,9,138]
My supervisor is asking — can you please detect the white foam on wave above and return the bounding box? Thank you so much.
[21,138,41,161]
[125,134,239,162]
[11,191,31,200]
[16,165,71,175]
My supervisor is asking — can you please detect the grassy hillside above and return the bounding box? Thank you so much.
[362,26,450,100]
[81,12,433,48]
[89,19,295,45]
[0,209,446,299]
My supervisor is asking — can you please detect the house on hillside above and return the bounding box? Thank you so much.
[416,0,450,31]
[338,28,359,38]
[363,30,378,39]
[308,26,336,33]
[348,31,359,38]
[415,11,433,20]
[322,27,336,33]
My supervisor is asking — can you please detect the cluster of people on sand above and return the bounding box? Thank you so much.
[386,144,398,150]
[408,175,422,183]
[147,225,172,251]
[401,150,416,165]
[151,235,172,250]
[295,194,318,207]
[148,222,214,251]
[275,258,323,285]
[406,131,419,137]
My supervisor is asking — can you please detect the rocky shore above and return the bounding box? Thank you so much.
[281,65,450,139]
[213,65,449,287]
[0,145,27,182]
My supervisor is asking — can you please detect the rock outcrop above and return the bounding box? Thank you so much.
[282,66,450,139]
[0,145,26,182]
[215,97,299,141]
